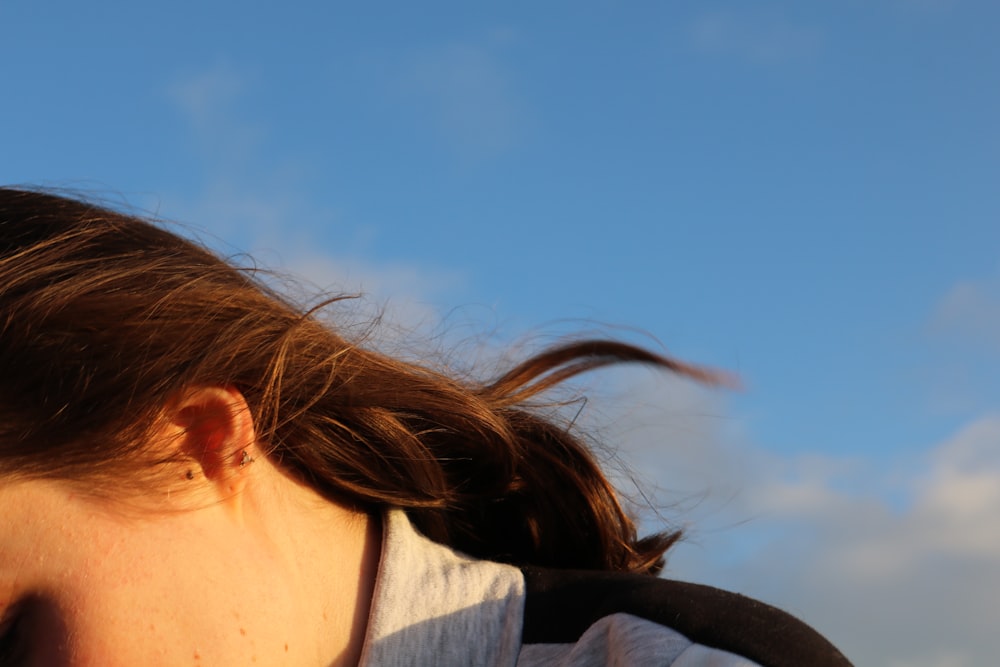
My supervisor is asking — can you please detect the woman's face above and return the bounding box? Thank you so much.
[0,478,322,666]
[0,388,377,666]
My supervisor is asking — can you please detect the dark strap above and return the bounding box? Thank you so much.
[521,567,853,667]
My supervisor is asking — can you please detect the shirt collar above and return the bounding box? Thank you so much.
[359,509,525,667]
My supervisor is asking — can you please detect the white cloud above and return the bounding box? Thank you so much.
[596,371,1000,666]
[688,11,822,63]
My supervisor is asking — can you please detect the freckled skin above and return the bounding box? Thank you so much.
[0,474,378,666]
[0,389,379,666]
[0,482,279,664]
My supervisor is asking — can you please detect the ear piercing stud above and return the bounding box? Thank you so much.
[239,450,255,468]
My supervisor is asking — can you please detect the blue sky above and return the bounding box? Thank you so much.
[4,2,999,664]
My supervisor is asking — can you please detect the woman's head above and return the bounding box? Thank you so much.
[0,189,286,485]
[0,187,716,574]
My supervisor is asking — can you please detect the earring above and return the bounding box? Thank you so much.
[239,450,255,468]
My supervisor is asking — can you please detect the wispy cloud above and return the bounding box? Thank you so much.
[930,276,1000,351]
[167,61,245,129]
[921,273,1000,414]
[895,0,959,11]
[688,10,822,63]
[160,64,463,337]
[399,33,528,158]
[165,62,264,167]
[259,246,466,347]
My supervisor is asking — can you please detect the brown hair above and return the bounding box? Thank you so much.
[0,187,720,575]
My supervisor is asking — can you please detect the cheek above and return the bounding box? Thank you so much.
[52,570,241,665]
[46,524,292,665]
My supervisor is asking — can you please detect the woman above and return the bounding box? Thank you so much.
[0,188,851,666]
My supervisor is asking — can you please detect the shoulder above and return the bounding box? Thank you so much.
[519,567,852,667]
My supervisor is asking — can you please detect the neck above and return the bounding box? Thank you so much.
[326,511,382,667]
[246,465,382,666]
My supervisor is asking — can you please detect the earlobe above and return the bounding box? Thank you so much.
[164,386,259,492]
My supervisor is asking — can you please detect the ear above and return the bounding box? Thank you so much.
[162,386,260,498]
